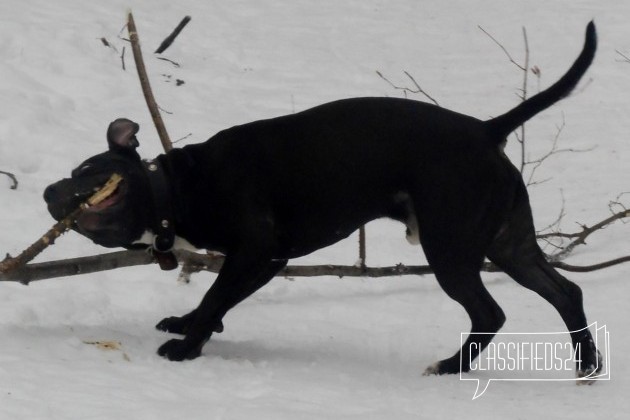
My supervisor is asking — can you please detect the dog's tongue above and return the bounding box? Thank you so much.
[90,193,119,210]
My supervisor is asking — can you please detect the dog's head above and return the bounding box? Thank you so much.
[43,119,152,248]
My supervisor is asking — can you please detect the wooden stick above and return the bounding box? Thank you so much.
[0,174,123,277]
[127,11,173,152]
[3,247,630,285]
[155,16,191,54]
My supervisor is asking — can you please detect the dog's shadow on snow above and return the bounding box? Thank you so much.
[202,333,428,379]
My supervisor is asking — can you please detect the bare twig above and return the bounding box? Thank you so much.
[121,46,126,71]
[518,27,529,173]
[358,226,367,270]
[173,133,193,144]
[553,256,630,272]
[376,71,440,106]
[536,191,566,252]
[615,49,630,63]
[543,207,630,262]
[127,11,173,152]
[479,25,529,173]
[478,25,526,71]
[99,37,119,54]
[524,124,595,187]
[1,170,18,189]
[524,115,565,186]
[158,105,173,115]
[156,57,181,68]
[155,16,191,54]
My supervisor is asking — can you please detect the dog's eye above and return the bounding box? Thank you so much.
[72,164,93,178]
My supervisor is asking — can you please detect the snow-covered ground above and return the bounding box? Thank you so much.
[1,0,628,418]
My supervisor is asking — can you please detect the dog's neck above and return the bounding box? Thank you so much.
[132,157,184,271]
[141,158,176,253]
[134,146,228,256]
[133,150,206,252]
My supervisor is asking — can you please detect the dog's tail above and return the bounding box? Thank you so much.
[485,21,596,142]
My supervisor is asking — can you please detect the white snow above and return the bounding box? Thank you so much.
[1,0,629,418]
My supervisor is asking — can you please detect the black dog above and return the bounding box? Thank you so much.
[45,22,600,377]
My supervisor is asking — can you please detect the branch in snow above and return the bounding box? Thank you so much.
[3,245,630,286]
[121,46,126,71]
[540,205,630,262]
[1,170,18,190]
[615,49,630,63]
[154,16,191,54]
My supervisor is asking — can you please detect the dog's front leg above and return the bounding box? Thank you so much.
[157,251,283,361]
[156,258,288,336]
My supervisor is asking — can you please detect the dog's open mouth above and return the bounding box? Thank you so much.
[85,181,124,211]
[76,180,126,232]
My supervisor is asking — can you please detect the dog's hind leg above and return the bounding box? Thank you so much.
[409,187,507,374]
[422,259,506,375]
[486,185,601,378]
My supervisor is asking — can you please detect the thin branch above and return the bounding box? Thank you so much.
[519,27,529,173]
[402,71,440,106]
[525,113,565,186]
[478,25,526,71]
[615,49,630,63]
[156,57,181,68]
[158,105,173,115]
[536,191,566,252]
[1,170,18,189]
[173,133,193,144]
[553,256,630,272]
[545,207,630,262]
[358,225,367,270]
[120,46,126,71]
[99,37,119,54]
[376,71,440,106]
[479,25,530,173]
[126,11,173,153]
[154,16,191,54]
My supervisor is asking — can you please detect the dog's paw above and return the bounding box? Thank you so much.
[156,316,224,335]
[575,335,603,385]
[576,350,603,386]
[156,316,190,335]
[157,338,203,361]
[423,356,465,376]
[422,362,441,376]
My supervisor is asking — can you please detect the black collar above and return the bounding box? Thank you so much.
[142,158,178,270]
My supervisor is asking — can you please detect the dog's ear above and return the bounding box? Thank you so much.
[107,118,140,152]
